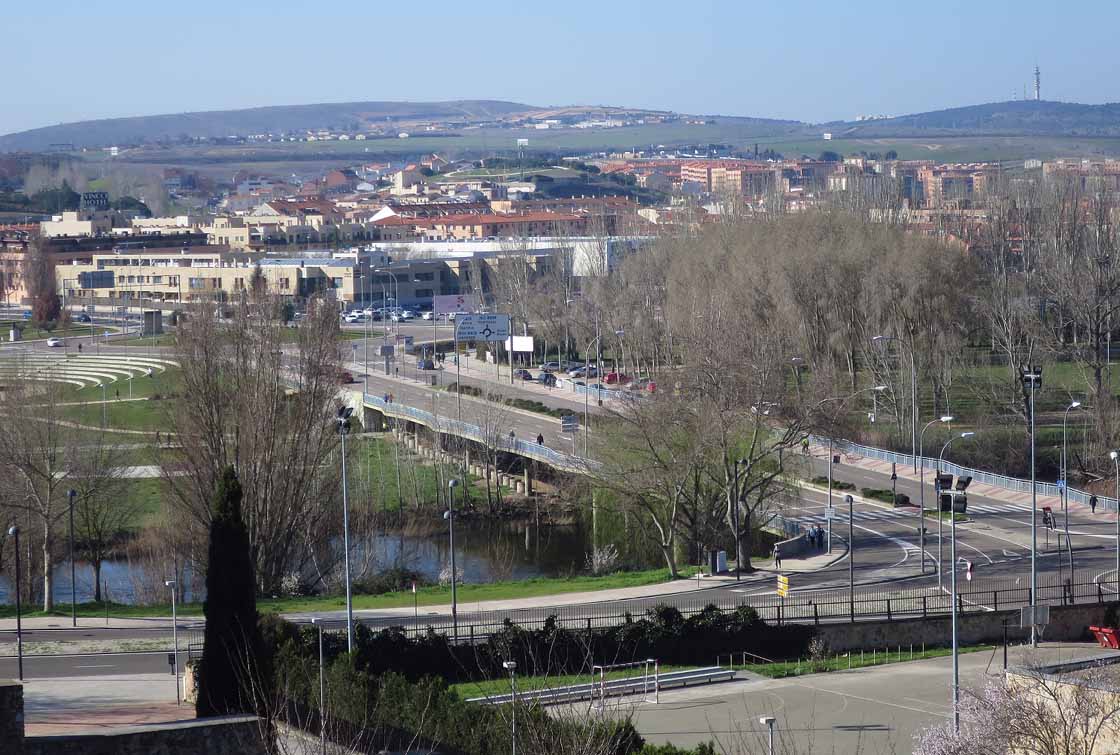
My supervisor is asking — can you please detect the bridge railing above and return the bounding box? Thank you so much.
[364,393,597,473]
[809,434,1118,513]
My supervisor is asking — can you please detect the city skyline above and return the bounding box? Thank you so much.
[6,0,1120,136]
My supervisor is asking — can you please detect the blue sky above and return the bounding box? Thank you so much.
[5,0,1120,135]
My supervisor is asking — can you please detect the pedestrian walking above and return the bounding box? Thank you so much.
[536,433,544,445]
[773,545,782,569]
[801,437,810,455]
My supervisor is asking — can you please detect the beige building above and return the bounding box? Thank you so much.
[40,211,114,238]
[57,250,361,305]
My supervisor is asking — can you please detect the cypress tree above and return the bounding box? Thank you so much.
[196,466,265,717]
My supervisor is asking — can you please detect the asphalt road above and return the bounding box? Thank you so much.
[0,649,185,678]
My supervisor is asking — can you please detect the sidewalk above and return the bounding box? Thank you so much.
[22,673,188,735]
[810,442,1085,517]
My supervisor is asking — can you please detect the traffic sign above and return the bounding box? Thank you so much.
[824,506,835,520]
[454,313,511,342]
[561,414,579,434]
[776,574,790,597]
[433,294,479,315]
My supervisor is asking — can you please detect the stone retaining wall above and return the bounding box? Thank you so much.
[815,600,1111,652]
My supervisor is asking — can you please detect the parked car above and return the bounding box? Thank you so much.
[604,372,631,385]
[75,313,92,323]
[343,312,365,323]
[513,368,534,380]
[420,311,434,321]
[417,358,436,370]
[538,372,557,387]
[629,378,657,393]
[46,337,64,347]
[334,369,357,383]
[568,365,599,378]
[538,361,561,372]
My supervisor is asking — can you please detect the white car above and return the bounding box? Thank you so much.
[420,311,434,321]
[46,337,64,347]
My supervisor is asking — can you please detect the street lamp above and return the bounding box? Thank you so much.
[503,660,518,755]
[1020,365,1042,647]
[68,488,77,627]
[311,617,326,755]
[445,479,459,639]
[872,335,918,472]
[920,416,954,582]
[583,333,604,455]
[759,716,776,755]
[95,382,107,426]
[1111,451,1119,595]
[165,579,180,705]
[941,431,976,733]
[337,406,355,653]
[8,525,22,681]
[847,493,856,622]
[822,385,887,555]
[1061,401,1082,584]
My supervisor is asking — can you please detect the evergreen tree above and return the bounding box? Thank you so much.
[196,466,266,717]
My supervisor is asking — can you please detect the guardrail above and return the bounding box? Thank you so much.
[467,666,734,706]
[810,434,1118,513]
[364,393,597,474]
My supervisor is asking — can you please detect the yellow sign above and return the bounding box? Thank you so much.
[776,574,789,597]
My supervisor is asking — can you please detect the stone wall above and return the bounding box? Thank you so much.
[0,680,24,754]
[23,716,266,755]
[814,600,1112,652]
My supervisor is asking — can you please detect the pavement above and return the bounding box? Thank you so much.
[20,672,188,735]
[602,641,1116,755]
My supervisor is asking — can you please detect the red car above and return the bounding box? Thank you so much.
[603,372,631,385]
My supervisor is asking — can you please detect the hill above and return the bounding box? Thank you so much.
[0,100,536,151]
[831,100,1120,138]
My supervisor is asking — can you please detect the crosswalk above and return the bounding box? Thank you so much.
[791,500,1034,528]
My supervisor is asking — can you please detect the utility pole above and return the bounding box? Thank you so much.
[1021,366,1042,647]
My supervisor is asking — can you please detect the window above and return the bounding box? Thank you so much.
[332,277,343,287]
[414,272,434,282]
[153,276,163,284]
[188,277,204,290]
[415,288,434,298]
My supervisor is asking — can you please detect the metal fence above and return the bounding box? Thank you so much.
[810,434,1119,513]
[357,568,1114,643]
[364,393,597,473]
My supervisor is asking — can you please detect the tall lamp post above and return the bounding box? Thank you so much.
[1061,401,1082,584]
[311,617,326,755]
[68,488,77,626]
[165,578,180,705]
[822,385,887,555]
[337,406,355,653]
[846,493,856,622]
[1020,365,1042,647]
[1111,451,1120,595]
[920,416,954,581]
[8,525,23,681]
[503,660,518,755]
[583,334,604,456]
[445,479,459,639]
[942,431,976,733]
[872,335,918,472]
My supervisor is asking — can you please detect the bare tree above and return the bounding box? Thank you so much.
[165,291,344,594]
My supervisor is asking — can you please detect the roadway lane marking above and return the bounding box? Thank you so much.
[75,664,115,668]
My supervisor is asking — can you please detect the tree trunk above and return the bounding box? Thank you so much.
[660,540,678,578]
[739,510,754,574]
[41,526,53,612]
[93,560,102,603]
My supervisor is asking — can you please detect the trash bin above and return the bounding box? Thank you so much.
[708,550,718,575]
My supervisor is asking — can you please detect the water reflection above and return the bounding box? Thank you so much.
[0,514,665,606]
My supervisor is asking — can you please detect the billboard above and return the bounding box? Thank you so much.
[78,270,115,289]
[433,294,479,315]
[504,335,534,353]
[454,313,510,342]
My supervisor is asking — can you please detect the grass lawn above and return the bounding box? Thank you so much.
[0,566,701,619]
[116,334,177,347]
[2,324,117,341]
[740,644,994,678]
[59,367,181,403]
[62,398,170,432]
[117,477,169,530]
[451,664,692,699]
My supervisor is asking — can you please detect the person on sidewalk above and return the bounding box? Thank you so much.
[801,437,810,454]
[773,544,782,569]
[536,433,544,445]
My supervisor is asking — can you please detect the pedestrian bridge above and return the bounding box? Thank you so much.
[361,393,597,474]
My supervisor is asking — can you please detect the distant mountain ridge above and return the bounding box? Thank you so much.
[832,100,1120,137]
[0,100,536,151]
[6,97,1120,153]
